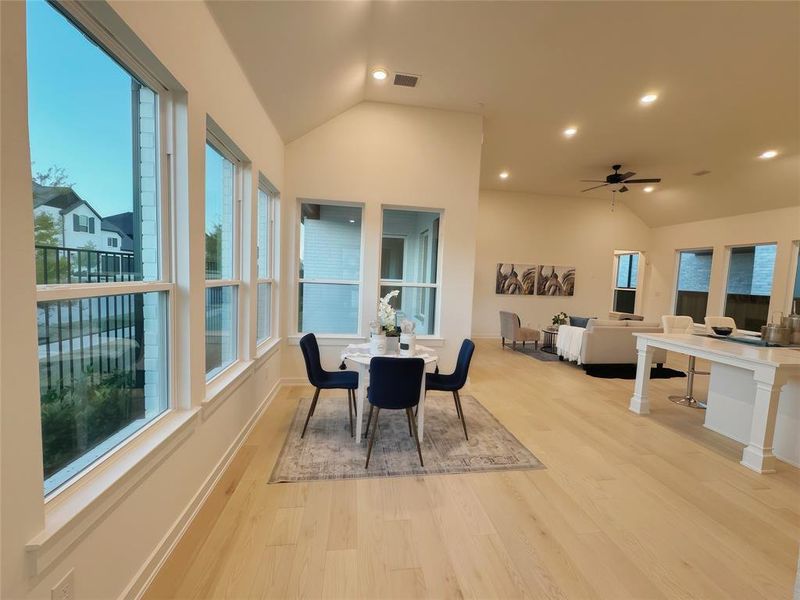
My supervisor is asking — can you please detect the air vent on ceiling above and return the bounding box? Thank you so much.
[692,169,711,176]
[393,73,419,88]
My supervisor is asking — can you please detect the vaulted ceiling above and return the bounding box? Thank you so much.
[207,1,800,227]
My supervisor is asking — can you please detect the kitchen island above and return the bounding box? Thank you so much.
[629,333,800,473]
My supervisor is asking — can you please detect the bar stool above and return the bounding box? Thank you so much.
[662,315,708,409]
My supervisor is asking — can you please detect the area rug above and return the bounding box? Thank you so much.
[508,344,560,362]
[268,395,545,483]
[584,365,687,379]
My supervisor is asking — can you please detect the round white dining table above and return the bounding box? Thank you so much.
[340,343,439,444]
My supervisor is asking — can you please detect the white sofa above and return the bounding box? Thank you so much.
[579,319,666,366]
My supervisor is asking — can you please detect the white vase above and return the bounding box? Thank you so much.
[399,333,416,357]
[370,334,387,356]
[385,336,399,354]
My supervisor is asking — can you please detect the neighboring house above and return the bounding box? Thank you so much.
[32,181,133,253]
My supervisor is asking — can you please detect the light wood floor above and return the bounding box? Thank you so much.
[145,340,800,599]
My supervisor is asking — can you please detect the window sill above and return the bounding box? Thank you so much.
[288,334,366,346]
[204,360,254,418]
[255,337,281,363]
[287,335,445,347]
[416,336,445,347]
[27,408,200,575]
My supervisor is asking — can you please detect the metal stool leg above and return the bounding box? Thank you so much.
[669,356,706,409]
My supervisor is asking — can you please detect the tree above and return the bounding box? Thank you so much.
[205,223,222,278]
[34,212,61,246]
[33,165,73,188]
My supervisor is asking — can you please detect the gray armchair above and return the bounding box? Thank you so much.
[499,311,540,350]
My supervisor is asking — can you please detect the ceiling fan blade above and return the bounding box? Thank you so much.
[581,183,609,192]
[625,178,661,184]
[618,185,629,193]
[619,171,636,181]
[580,179,607,183]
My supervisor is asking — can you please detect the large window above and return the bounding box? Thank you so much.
[379,209,441,335]
[612,252,639,314]
[724,244,776,331]
[28,1,170,495]
[298,202,362,334]
[256,177,278,344]
[674,249,713,323]
[205,139,239,379]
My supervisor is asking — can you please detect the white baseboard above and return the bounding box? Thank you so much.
[121,378,283,600]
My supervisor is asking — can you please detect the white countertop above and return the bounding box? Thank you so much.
[634,333,800,369]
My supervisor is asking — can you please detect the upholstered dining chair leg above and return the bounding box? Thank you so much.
[364,404,374,438]
[301,388,320,438]
[454,390,468,440]
[452,391,462,419]
[406,410,413,436]
[406,407,424,467]
[365,407,381,469]
[347,390,354,437]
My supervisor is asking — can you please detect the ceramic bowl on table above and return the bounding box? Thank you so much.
[711,327,733,337]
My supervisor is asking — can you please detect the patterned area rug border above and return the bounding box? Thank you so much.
[268,394,545,484]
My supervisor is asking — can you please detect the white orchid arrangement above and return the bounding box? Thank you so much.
[378,290,400,336]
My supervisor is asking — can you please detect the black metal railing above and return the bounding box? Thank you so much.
[35,245,144,385]
[35,244,138,285]
[35,245,147,478]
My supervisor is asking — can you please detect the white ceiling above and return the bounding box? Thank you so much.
[207,1,800,227]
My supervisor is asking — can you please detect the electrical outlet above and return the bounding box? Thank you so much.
[51,569,74,600]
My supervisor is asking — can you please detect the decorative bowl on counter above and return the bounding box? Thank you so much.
[712,327,733,337]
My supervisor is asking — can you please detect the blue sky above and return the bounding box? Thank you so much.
[27,0,134,218]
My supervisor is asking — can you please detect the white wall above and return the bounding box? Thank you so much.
[0,2,284,599]
[471,190,652,337]
[642,205,800,325]
[281,102,483,375]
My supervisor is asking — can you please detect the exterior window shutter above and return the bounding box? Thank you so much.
[73,214,80,231]
[89,218,95,234]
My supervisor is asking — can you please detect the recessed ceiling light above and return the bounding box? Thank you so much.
[349,219,355,223]
[371,68,388,81]
[640,93,658,105]
[499,171,509,180]
[563,126,578,137]
[643,186,654,193]
[759,149,778,160]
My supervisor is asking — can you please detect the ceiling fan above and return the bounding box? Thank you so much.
[581,164,661,194]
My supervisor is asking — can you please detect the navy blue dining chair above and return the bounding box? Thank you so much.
[425,339,475,440]
[299,333,358,438]
[364,357,425,468]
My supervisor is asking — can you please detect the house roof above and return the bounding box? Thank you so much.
[33,182,135,252]
[32,181,102,221]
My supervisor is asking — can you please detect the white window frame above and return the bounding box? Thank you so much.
[295,199,364,336]
[204,129,244,383]
[31,0,176,501]
[256,174,278,347]
[720,242,778,333]
[378,207,443,337]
